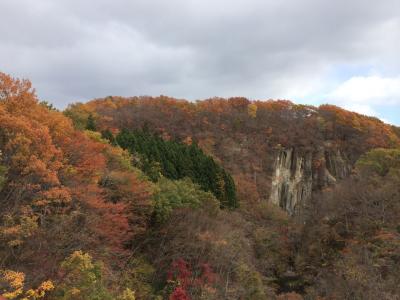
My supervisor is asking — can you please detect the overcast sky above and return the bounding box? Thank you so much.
[1,0,399,124]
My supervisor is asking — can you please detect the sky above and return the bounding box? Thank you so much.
[0,0,399,125]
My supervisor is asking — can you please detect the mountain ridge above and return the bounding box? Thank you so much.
[66,96,399,211]
[1,72,400,299]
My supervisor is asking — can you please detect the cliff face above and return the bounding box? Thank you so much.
[324,149,352,180]
[269,147,352,214]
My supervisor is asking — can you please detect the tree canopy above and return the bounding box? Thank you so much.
[116,129,238,209]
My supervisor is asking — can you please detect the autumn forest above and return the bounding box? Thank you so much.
[1,72,400,300]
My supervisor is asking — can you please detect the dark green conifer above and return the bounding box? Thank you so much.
[115,129,238,208]
[86,114,97,131]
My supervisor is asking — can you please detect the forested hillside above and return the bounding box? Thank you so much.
[114,129,237,208]
[1,72,400,299]
[66,96,399,206]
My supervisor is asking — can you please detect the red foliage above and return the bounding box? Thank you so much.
[169,287,190,300]
[78,184,132,255]
[74,96,399,205]
[0,72,154,269]
[167,258,218,299]
[167,258,192,289]
[61,132,107,182]
[197,263,216,286]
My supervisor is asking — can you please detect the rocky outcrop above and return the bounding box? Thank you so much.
[269,147,351,215]
[324,149,351,179]
[269,148,313,215]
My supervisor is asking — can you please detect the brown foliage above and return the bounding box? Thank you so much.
[0,73,153,287]
[66,96,399,206]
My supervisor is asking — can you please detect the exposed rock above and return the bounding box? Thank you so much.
[269,148,312,215]
[269,147,351,215]
[324,149,351,179]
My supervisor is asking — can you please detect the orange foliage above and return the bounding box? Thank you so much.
[0,72,153,265]
[76,183,131,255]
[65,95,399,204]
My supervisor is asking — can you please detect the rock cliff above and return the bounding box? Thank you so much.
[269,147,352,214]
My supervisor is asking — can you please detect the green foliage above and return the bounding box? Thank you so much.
[356,148,400,177]
[234,263,267,300]
[54,251,112,300]
[63,103,91,130]
[101,129,117,145]
[64,106,97,131]
[138,157,162,182]
[7,71,400,300]
[86,114,97,131]
[119,257,155,299]
[153,177,219,222]
[116,129,238,208]
[104,147,135,172]
[84,130,108,144]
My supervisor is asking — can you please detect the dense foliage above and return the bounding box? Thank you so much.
[66,96,399,201]
[115,129,237,208]
[0,72,154,299]
[1,72,400,299]
[295,147,400,299]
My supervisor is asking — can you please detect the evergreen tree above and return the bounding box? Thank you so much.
[86,113,97,131]
[101,129,116,145]
[115,129,238,208]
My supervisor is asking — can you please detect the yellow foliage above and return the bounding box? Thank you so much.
[117,288,136,300]
[247,103,257,118]
[0,270,54,299]
[62,250,94,271]
[1,270,24,299]
[24,280,55,299]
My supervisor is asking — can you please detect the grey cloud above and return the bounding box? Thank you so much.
[0,0,399,108]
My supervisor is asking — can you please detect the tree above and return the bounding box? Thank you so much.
[39,101,58,111]
[153,178,219,222]
[101,129,116,145]
[356,148,400,177]
[99,170,153,237]
[63,103,93,130]
[115,129,238,208]
[85,114,97,131]
[54,251,112,300]
[247,103,257,118]
[0,269,54,299]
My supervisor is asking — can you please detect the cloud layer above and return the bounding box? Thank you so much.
[0,0,399,123]
[326,75,400,118]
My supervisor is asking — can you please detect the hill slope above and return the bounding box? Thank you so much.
[66,96,399,213]
[1,72,400,299]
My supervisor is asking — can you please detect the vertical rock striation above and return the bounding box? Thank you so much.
[269,147,351,215]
